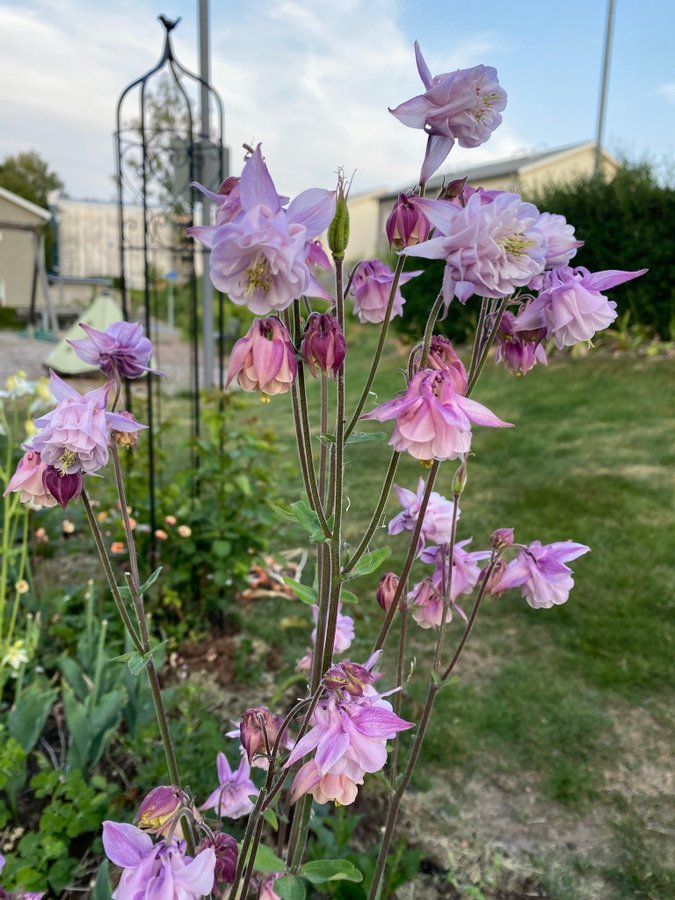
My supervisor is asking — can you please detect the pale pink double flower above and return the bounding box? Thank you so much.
[3,450,56,509]
[226,316,297,396]
[411,539,489,628]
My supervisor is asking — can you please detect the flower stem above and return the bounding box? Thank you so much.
[431,494,460,673]
[390,604,408,788]
[342,450,400,575]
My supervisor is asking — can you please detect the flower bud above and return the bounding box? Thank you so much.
[135,785,183,837]
[482,558,507,596]
[385,193,431,250]
[240,707,284,763]
[491,527,514,550]
[42,466,82,510]
[439,177,467,202]
[197,831,238,885]
[324,660,375,696]
[300,313,346,378]
[451,459,468,496]
[376,572,400,612]
[328,174,350,259]
[113,411,142,448]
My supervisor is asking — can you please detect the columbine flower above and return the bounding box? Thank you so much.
[201,752,259,820]
[3,450,57,509]
[69,321,159,379]
[401,191,546,308]
[324,660,378,697]
[376,572,400,612]
[516,265,648,349]
[31,372,144,475]
[240,707,287,765]
[390,41,507,185]
[258,874,282,900]
[189,145,336,314]
[300,313,346,378]
[286,682,413,806]
[385,194,431,250]
[421,539,490,605]
[495,310,548,376]
[491,540,590,608]
[226,317,297,396]
[410,335,468,392]
[311,603,355,654]
[535,212,583,269]
[388,478,457,547]
[102,821,215,900]
[196,832,238,887]
[192,176,243,226]
[349,259,422,324]
[408,576,447,629]
[135,786,183,838]
[362,369,510,461]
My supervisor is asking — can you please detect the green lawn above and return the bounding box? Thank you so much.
[231,322,675,898]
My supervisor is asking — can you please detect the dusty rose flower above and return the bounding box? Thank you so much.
[376,572,400,612]
[495,310,548,375]
[385,194,432,250]
[300,312,346,378]
[240,707,286,764]
[3,449,57,509]
[491,528,515,549]
[135,785,183,838]
[226,316,297,396]
[165,515,177,526]
[410,336,468,393]
[350,259,422,324]
[388,477,457,547]
[177,524,192,538]
[196,832,238,886]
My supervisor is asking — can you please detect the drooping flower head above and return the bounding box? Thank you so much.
[240,707,287,764]
[3,450,57,509]
[535,212,583,269]
[491,540,590,608]
[69,321,159,379]
[376,572,400,612]
[301,312,346,378]
[385,194,431,250]
[135,785,184,838]
[390,41,507,185]
[388,477,457,548]
[422,539,491,603]
[196,832,238,887]
[31,371,144,476]
[495,310,548,376]
[410,335,468,392]
[362,369,510,461]
[189,145,336,314]
[201,752,259,820]
[350,259,423,324]
[226,316,297,396]
[192,175,243,226]
[102,821,215,900]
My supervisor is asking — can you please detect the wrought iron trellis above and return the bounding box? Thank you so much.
[114,14,226,563]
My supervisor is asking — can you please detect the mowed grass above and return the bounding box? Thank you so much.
[230,323,675,894]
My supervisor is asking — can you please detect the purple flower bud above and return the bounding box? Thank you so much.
[240,707,284,763]
[42,466,82,509]
[324,660,376,696]
[300,313,346,378]
[385,194,431,250]
[197,832,238,885]
[376,572,400,612]
[135,785,183,837]
[491,528,515,549]
[438,177,468,201]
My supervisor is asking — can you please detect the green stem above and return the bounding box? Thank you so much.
[342,450,400,575]
[466,297,510,395]
[420,292,445,368]
[390,604,408,789]
[431,494,460,674]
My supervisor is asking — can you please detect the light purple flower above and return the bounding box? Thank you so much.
[31,372,144,475]
[350,259,422,324]
[494,540,590,608]
[408,576,448,629]
[258,874,282,900]
[422,538,490,602]
[226,316,297,396]
[135,786,183,838]
[388,477,457,548]
[201,752,259,820]
[362,369,510,461]
[410,335,468,393]
[535,212,583,269]
[3,450,57,509]
[516,265,648,349]
[102,821,215,900]
[401,191,546,308]
[192,176,243,227]
[495,310,548,376]
[390,42,507,185]
[69,321,159,379]
[189,145,335,314]
[311,602,355,654]
[385,194,431,250]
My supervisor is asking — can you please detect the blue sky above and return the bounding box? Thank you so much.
[1,0,673,200]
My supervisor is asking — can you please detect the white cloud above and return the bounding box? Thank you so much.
[0,0,529,199]
[655,83,675,104]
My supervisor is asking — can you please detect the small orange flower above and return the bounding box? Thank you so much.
[177,525,192,538]
[110,542,126,554]
[96,511,108,523]
[35,527,49,543]
[154,529,168,541]
[128,517,137,530]
[164,515,177,526]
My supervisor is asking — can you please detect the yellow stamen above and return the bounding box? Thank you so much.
[244,255,273,297]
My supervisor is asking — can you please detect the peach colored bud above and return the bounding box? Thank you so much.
[154,529,168,541]
[164,515,177,526]
[128,517,137,530]
[96,511,108,523]
[62,519,75,535]
[113,411,143,448]
[110,542,126,554]
[177,525,192,538]
[15,579,29,595]
[35,527,48,543]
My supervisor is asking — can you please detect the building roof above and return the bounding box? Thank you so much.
[380,141,608,202]
[0,186,52,222]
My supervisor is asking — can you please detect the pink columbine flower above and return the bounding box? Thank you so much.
[410,335,468,393]
[192,176,243,226]
[376,572,400,612]
[135,786,183,838]
[189,145,336,314]
[201,752,259,820]
[390,41,507,186]
[31,372,144,475]
[385,194,431,250]
[301,312,346,378]
[401,191,546,308]
[349,259,422,324]
[362,369,510,461]
[493,540,590,608]
[286,682,413,806]
[388,477,457,548]
[495,310,548,376]
[408,576,448,629]
[226,316,297,396]
[422,539,491,602]
[311,602,355,654]
[68,321,159,379]
[535,212,583,269]
[102,821,215,900]
[3,450,57,509]
[240,707,287,765]
[516,265,648,349]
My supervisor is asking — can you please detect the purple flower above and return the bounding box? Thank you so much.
[324,659,378,697]
[135,786,183,838]
[240,707,287,765]
[301,313,346,378]
[385,194,431,250]
[69,321,158,379]
[388,477,457,548]
[410,335,468,393]
[376,572,400,612]
[408,576,447,629]
[258,874,282,900]
[102,821,215,900]
[189,145,335,314]
[311,602,354,654]
[535,212,583,269]
[201,752,259,819]
[226,316,297,396]
[41,466,82,509]
[422,539,490,603]
[495,310,548,376]
[349,260,422,324]
[192,176,243,226]
[3,450,57,509]
[494,540,590,608]
[362,369,510,462]
[31,372,144,475]
[390,42,507,185]
[517,265,648,349]
[196,832,238,886]
[401,191,546,308]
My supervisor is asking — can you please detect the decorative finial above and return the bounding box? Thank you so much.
[158,15,181,34]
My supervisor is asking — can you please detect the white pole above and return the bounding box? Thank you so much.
[594,0,617,176]
[199,0,215,387]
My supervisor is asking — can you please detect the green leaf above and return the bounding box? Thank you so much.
[300,859,363,884]
[345,547,391,579]
[276,876,306,899]
[263,807,279,830]
[139,566,163,594]
[340,589,359,605]
[267,500,297,523]
[282,577,318,606]
[345,431,387,444]
[234,473,252,496]
[8,685,57,752]
[127,640,168,677]
[290,498,327,543]
[251,843,286,873]
[92,860,112,900]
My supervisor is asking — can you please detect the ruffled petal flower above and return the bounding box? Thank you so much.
[349,259,423,324]
[69,321,160,379]
[3,449,57,509]
[226,317,297,396]
[493,540,590,608]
